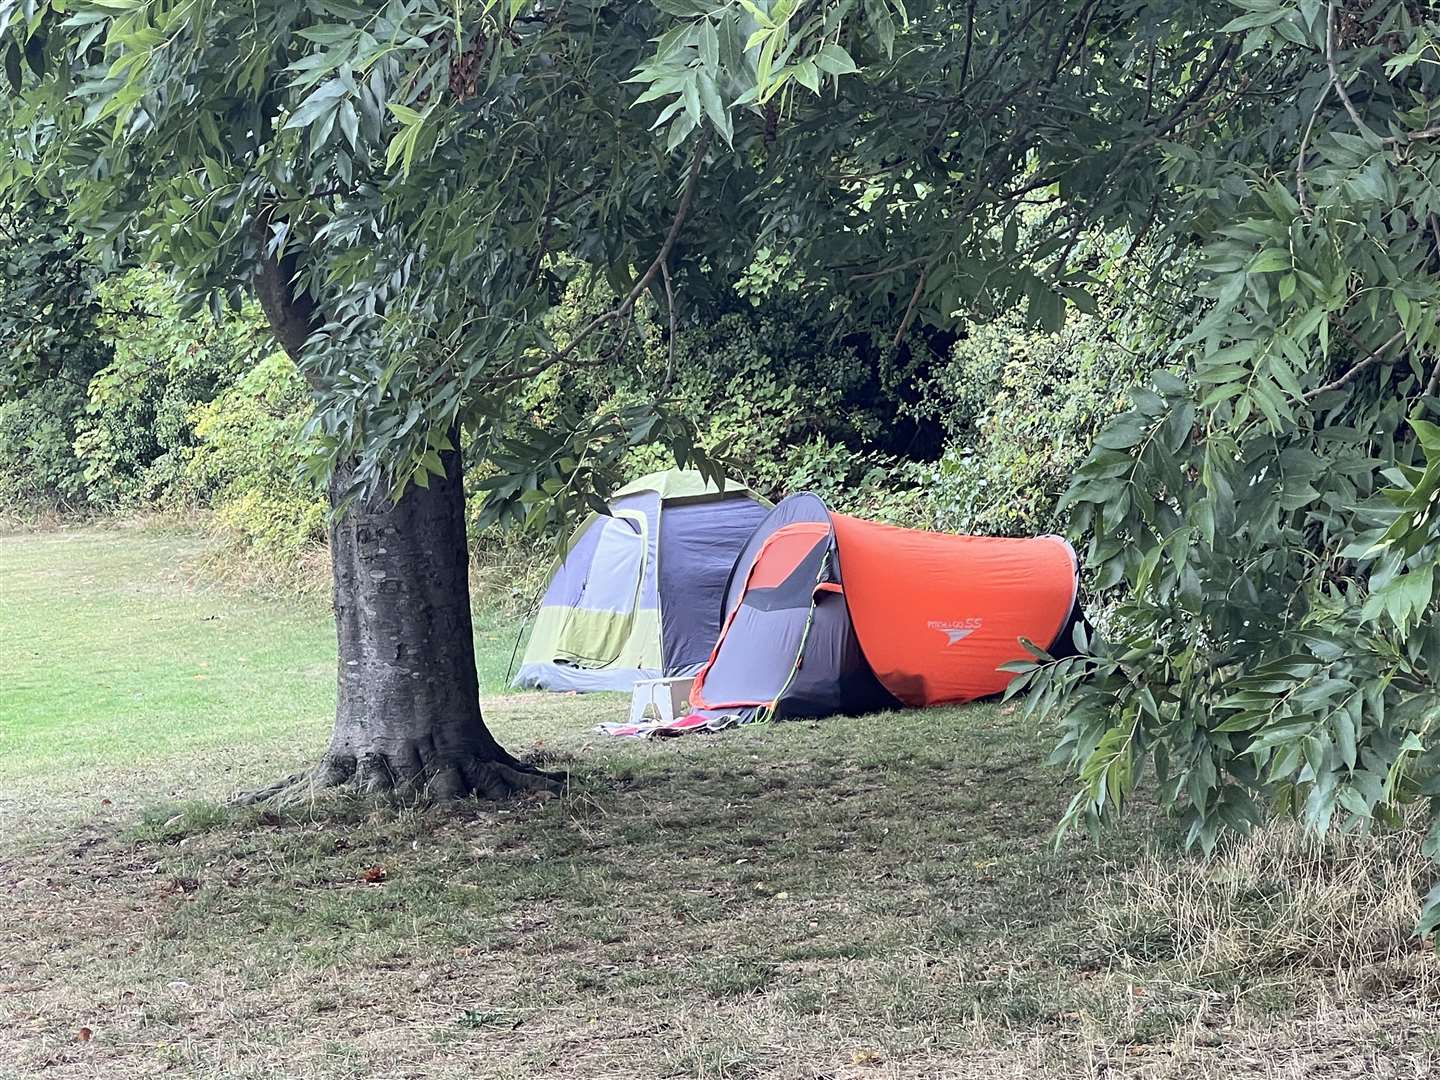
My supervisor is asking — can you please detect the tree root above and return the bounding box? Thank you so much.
[234,751,565,808]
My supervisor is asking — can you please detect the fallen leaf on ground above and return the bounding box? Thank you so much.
[361,865,387,884]
[77,1028,93,1042]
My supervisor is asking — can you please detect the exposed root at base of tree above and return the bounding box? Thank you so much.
[235,751,564,807]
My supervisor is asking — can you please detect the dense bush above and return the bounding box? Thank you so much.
[919,309,1149,537]
[502,256,1145,539]
[0,205,110,513]
[0,380,90,511]
[187,353,327,561]
[4,257,1136,567]
[0,266,324,563]
[73,269,261,505]
[507,274,938,520]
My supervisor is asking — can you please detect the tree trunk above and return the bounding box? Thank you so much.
[249,445,558,803]
[246,237,556,803]
[309,446,555,800]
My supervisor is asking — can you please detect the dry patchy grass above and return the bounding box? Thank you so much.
[5,705,1439,1079]
[3,526,1438,1079]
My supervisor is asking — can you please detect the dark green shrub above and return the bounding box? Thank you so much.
[74,269,261,505]
[0,262,326,562]
[0,380,90,511]
[0,205,109,513]
[185,353,327,561]
[920,309,1148,537]
[506,274,930,521]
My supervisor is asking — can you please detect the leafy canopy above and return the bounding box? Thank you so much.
[0,0,908,521]
[1006,0,1440,937]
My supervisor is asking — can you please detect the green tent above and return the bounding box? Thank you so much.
[514,469,771,692]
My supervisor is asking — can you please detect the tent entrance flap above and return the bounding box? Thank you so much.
[691,521,895,719]
[690,523,833,711]
[551,511,646,668]
[657,495,773,673]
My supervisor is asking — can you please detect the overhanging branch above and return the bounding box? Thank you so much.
[541,130,712,371]
[1305,328,1405,400]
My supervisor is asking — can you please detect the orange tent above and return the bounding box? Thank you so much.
[691,493,1081,720]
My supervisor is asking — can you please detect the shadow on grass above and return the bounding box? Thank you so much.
[119,705,1182,1020]
[15,702,1435,1078]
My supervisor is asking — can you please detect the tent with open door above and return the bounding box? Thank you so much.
[689,493,1083,723]
[513,469,771,692]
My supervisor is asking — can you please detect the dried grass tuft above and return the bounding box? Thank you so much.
[1091,819,1439,1003]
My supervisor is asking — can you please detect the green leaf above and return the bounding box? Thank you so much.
[866,0,895,56]
[651,0,713,13]
[699,20,719,69]
[385,123,420,174]
[793,58,819,93]
[1248,247,1291,274]
[283,79,348,131]
[1417,882,1440,939]
[666,110,697,153]
[738,0,775,28]
[682,74,701,124]
[386,102,426,126]
[814,42,857,75]
[1412,419,1440,455]
[4,42,21,93]
[697,72,732,145]
[1220,9,1286,32]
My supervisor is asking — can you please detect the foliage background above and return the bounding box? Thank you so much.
[0,268,326,559]
[0,256,1139,568]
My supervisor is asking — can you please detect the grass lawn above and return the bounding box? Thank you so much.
[0,524,529,820]
[2,526,1437,1079]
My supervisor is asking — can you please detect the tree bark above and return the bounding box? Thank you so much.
[248,441,559,804]
[244,233,557,804]
[313,445,556,799]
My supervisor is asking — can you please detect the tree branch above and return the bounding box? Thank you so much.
[958,0,976,94]
[1049,0,1102,84]
[968,0,1049,92]
[660,258,678,392]
[1325,2,1367,134]
[99,306,165,320]
[850,255,931,283]
[1425,222,1440,400]
[1383,126,1440,146]
[1098,37,1238,193]
[250,206,316,362]
[1151,37,1238,143]
[1295,80,1332,213]
[480,351,613,392]
[1123,190,1162,259]
[1305,328,1405,400]
[526,182,557,289]
[543,130,711,370]
[891,261,932,352]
